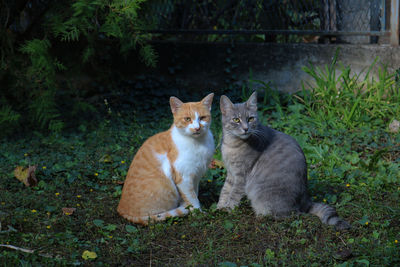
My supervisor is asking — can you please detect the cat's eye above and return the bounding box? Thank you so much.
[248,117,255,122]
[199,116,207,121]
[232,118,240,123]
[184,117,191,122]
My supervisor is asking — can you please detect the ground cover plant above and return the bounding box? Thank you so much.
[1,59,400,266]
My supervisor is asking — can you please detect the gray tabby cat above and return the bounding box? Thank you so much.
[217,92,350,230]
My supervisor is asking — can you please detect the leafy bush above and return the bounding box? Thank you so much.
[0,0,156,135]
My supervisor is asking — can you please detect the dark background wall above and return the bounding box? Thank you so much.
[122,42,400,93]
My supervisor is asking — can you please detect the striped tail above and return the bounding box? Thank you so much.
[308,202,351,230]
[119,205,190,225]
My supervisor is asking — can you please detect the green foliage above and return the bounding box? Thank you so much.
[20,39,66,87]
[247,54,400,191]
[0,105,21,135]
[138,44,158,67]
[300,50,400,128]
[28,89,64,132]
[142,0,320,43]
[0,0,156,135]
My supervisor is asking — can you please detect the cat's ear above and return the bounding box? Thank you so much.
[220,95,234,115]
[170,96,183,114]
[246,91,258,111]
[201,93,214,111]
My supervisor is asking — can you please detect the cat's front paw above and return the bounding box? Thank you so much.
[185,204,202,213]
[216,202,236,212]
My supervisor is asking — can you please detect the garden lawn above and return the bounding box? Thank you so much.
[1,71,400,265]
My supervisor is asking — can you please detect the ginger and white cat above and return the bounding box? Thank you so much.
[117,93,215,225]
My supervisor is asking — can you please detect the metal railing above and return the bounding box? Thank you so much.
[141,0,400,45]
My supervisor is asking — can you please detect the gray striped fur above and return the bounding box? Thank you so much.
[217,92,350,230]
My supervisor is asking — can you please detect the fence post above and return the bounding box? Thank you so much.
[391,0,399,46]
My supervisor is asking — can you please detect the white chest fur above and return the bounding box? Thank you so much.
[171,126,214,185]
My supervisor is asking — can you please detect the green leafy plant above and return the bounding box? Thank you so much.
[300,50,400,128]
[0,0,156,135]
[0,105,21,135]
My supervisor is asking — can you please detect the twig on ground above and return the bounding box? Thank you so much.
[0,244,35,254]
[338,236,347,246]
[0,244,59,259]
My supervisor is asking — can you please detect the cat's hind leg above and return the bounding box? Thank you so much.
[245,179,297,217]
[117,170,181,223]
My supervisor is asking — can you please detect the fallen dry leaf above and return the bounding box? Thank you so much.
[99,154,112,163]
[82,250,97,260]
[13,165,38,187]
[62,207,76,216]
[209,159,224,169]
[389,119,399,133]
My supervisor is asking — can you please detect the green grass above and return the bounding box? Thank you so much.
[1,60,400,266]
